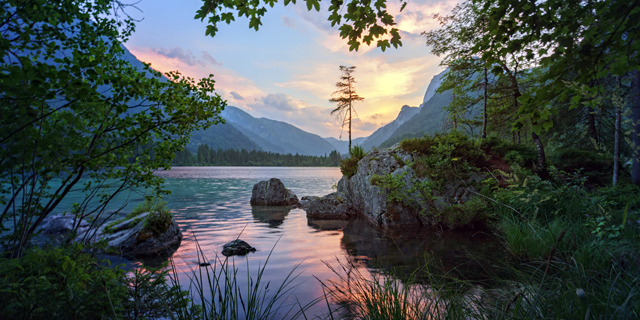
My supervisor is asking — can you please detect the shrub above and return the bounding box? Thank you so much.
[0,244,128,319]
[548,148,612,184]
[480,137,537,168]
[340,145,367,178]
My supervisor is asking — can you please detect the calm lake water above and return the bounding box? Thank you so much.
[43,166,504,318]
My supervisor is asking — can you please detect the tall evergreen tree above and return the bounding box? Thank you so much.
[329,66,365,155]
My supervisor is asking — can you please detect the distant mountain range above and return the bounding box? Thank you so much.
[124,45,460,156]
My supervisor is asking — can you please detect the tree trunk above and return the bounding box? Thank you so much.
[632,69,640,186]
[348,103,352,155]
[613,77,622,186]
[587,106,598,144]
[613,99,621,185]
[532,131,546,171]
[482,66,488,139]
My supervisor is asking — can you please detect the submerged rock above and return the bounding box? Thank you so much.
[222,239,256,256]
[305,192,356,220]
[250,178,299,206]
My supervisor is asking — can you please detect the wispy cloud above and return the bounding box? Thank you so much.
[281,15,296,29]
[230,91,244,100]
[128,46,266,106]
[389,0,456,36]
[152,47,222,67]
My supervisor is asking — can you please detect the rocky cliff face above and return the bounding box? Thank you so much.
[337,145,485,230]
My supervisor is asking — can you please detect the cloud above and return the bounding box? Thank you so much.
[369,113,383,120]
[128,47,267,108]
[230,91,244,100]
[260,93,300,111]
[388,0,457,36]
[152,47,223,67]
[352,118,378,131]
[202,51,222,66]
[291,2,333,32]
[281,15,296,29]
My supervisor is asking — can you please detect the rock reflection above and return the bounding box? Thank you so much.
[340,217,505,284]
[134,240,181,269]
[307,218,350,231]
[251,205,291,228]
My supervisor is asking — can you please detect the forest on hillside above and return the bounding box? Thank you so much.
[173,144,342,167]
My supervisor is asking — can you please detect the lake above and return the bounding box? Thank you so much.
[46,166,504,318]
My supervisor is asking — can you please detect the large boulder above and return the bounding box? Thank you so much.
[306,192,356,220]
[250,178,298,206]
[337,146,485,230]
[81,212,182,257]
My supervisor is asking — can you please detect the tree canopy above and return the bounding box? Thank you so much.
[196,0,406,51]
[0,0,226,256]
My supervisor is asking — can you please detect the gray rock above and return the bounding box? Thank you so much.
[306,192,356,220]
[250,178,299,206]
[298,195,320,210]
[38,214,89,234]
[338,146,484,230]
[80,213,182,257]
[222,239,256,256]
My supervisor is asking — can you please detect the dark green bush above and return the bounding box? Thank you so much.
[548,148,612,184]
[480,137,537,168]
[340,145,367,178]
[0,244,127,320]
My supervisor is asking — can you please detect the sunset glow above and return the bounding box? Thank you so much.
[126,0,454,138]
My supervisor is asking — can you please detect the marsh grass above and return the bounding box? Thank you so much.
[167,237,317,320]
[318,258,490,320]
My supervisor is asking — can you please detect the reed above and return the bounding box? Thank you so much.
[166,237,317,320]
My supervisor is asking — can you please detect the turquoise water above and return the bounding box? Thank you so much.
[43,166,503,318]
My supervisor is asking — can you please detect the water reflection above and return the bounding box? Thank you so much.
[307,218,350,232]
[47,167,506,318]
[340,217,505,284]
[251,205,291,228]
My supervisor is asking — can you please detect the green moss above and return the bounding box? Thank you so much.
[391,153,405,167]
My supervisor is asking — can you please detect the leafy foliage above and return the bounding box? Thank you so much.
[0,244,127,319]
[0,0,226,256]
[340,145,367,177]
[195,0,406,51]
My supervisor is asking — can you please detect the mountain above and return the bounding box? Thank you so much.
[360,105,420,151]
[379,91,453,148]
[221,106,338,156]
[324,137,368,155]
[186,123,262,153]
[378,68,486,148]
[421,69,446,104]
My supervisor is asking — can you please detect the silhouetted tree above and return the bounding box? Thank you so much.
[329,66,365,155]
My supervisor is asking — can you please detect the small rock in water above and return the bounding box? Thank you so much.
[222,239,256,256]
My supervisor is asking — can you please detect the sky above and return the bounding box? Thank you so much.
[124,0,456,139]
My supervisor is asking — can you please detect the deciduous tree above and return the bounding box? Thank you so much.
[0,0,226,257]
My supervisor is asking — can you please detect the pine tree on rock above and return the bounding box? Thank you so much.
[329,66,365,155]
